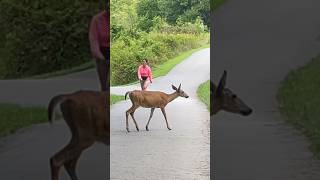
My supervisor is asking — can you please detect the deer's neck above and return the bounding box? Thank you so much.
[167,92,179,103]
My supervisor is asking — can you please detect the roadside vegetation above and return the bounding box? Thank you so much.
[277,55,320,158]
[0,104,47,138]
[0,0,104,79]
[111,0,210,85]
[111,95,124,105]
[197,80,210,110]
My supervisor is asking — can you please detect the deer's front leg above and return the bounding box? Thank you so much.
[146,108,155,131]
[160,107,171,130]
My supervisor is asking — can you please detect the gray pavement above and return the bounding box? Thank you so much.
[110,48,210,179]
[212,0,320,179]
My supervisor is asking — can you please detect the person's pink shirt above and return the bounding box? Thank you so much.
[89,10,110,60]
[138,65,153,81]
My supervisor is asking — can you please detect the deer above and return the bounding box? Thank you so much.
[211,70,253,116]
[48,90,109,180]
[124,84,189,132]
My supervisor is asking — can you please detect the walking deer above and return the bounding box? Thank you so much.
[124,84,189,132]
[48,90,109,180]
[211,70,252,116]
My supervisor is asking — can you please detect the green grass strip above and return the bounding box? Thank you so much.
[277,55,320,159]
[197,80,210,110]
[111,95,124,105]
[0,104,47,138]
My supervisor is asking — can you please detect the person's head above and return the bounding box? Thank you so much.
[142,59,148,67]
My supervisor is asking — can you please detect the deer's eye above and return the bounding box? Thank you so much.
[232,94,237,98]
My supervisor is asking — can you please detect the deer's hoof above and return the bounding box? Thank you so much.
[126,128,130,133]
[146,127,149,131]
[168,127,172,131]
[136,128,139,132]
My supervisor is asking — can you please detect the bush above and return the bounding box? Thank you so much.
[0,0,103,78]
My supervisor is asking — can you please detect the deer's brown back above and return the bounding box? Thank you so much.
[129,90,169,108]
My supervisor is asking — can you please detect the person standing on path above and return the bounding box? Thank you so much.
[138,59,153,91]
[89,3,110,91]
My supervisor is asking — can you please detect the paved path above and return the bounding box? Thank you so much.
[212,0,320,179]
[110,48,210,179]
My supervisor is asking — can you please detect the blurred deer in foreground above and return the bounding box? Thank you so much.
[124,84,189,132]
[211,71,252,116]
[48,90,109,180]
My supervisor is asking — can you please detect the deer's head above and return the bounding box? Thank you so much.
[211,71,252,116]
[172,84,189,98]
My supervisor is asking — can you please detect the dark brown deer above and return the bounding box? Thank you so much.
[48,90,109,180]
[124,84,189,132]
[211,70,253,116]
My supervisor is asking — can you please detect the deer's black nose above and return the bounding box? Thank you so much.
[242,109,253,116]
[186,96,189,98]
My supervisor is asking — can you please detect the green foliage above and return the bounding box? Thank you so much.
[111,0,210,85]
[0,0,103,78]
[277,55,320,158]
[137,0,210,30]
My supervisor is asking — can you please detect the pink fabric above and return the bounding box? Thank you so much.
[89,10,110,60]
[138,65,153,81]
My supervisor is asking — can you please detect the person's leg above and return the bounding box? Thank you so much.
[96,47,109,91]
[143,80,150,90]
[96,59,107,91]
[140,80,145,90]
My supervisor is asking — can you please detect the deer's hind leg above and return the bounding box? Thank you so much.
[63,139,94,180]
[160,108,171,130]
[146,108,155,131]
[126,105,140,132]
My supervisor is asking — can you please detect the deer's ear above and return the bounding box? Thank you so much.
[217,70,227,96]
[172,85,177,91]
[211,81,216,95]
[178,84,181,91]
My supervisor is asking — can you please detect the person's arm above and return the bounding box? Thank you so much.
[137,66,142,80]
[148,66,153,82]
[89,15,104,60]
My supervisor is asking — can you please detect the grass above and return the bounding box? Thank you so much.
[277,55,320,159]
[0,104,47,138]
[114,44,210,86]
[29,61,95,79]
[111,95,124,105]
[197,80,210,110]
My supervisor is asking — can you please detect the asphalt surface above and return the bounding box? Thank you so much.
[110,48,210,179]
[212,0,320,179]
